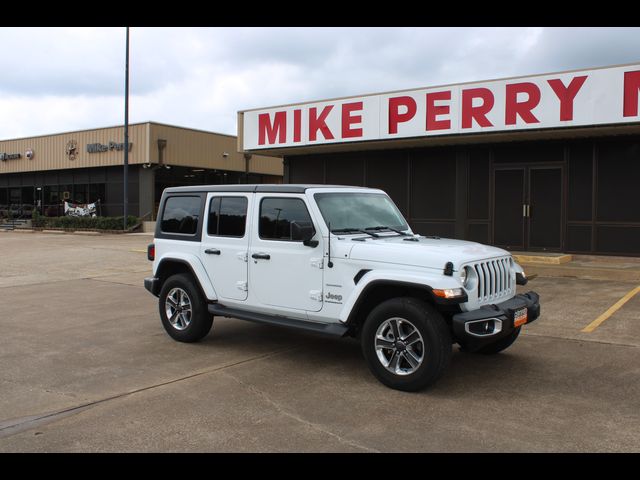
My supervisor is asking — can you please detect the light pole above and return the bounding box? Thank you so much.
[123,26,130,230]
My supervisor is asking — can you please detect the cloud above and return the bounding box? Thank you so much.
[0,94,123,140]
[514,27,640,73]
[1,27,639,140]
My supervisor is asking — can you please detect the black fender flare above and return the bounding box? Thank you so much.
[344,279,467,328]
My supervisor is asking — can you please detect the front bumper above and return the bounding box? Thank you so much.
[452,291,540,351]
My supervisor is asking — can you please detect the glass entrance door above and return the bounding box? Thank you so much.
[493,165,564,251]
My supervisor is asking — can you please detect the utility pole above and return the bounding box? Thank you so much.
[123,26,130,230]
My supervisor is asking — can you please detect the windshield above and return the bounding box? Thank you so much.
[314,192,409,233]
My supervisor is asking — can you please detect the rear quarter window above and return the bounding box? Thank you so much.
[160,196,202,235]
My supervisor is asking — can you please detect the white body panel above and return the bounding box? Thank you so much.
[248,192,325,312]
[200,192,252,301]
[153,241,218,301]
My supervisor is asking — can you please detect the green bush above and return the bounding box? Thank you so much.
[32,210,46,227]
[35,215,138,230]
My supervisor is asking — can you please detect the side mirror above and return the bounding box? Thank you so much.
[291,221,318,247]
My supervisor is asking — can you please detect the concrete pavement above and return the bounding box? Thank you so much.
[0,231,638,452]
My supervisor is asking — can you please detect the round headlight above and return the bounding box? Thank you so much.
[460,266,474,289]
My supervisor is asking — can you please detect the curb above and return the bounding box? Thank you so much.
[513,254,573,265]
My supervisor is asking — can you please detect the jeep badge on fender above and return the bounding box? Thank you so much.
[144,184,540,392]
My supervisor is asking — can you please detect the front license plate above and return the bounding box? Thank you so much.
[514,307,528,328]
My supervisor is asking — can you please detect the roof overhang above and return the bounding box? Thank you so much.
[239,123,640,157]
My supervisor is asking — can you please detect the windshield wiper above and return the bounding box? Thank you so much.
[331,227,380,238]
[364,225,411,236]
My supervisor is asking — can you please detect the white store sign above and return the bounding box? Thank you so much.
[242,63,640,151]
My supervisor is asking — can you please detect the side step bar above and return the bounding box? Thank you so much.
[207,303,348,337]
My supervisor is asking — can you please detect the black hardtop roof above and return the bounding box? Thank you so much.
[162,184,372,194]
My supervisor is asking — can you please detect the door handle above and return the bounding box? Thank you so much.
[204,248,221,255]
[251,253,271,260]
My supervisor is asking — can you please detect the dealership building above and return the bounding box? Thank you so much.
[0,122,282,219]
[238,62,640,256]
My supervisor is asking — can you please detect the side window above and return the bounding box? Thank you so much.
[207,196,248,237]
[161,196,201,235]
[259,197,314,241]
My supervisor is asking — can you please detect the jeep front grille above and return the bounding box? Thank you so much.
[473,257,513,302]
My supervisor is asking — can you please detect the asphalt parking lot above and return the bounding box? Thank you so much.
[0,231,639,452]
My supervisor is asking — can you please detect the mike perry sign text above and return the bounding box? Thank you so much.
[241,63,640,151]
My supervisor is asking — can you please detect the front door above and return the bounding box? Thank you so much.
[249,194,324,312]
[493,165,564,251]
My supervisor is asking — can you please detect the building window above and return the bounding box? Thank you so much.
[89,183,105,203]
[60,185,72,202]
[43,186,60,217]
[0,188,7,217]
[74,184,87,204]
[9,188,21,205]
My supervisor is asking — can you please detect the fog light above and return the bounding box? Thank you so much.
[465,318,503,337]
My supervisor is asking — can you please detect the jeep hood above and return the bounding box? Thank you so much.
[347,235,511,271]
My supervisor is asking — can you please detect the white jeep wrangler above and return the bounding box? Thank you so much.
[145,184,540,391]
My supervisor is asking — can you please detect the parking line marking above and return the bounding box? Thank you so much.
[130,249,147,253]
[581,285,640,333]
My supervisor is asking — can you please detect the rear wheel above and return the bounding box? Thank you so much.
[159,273,213,343]
[361,297,451,392]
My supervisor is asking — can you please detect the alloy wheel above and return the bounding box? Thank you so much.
[374,317,425,375]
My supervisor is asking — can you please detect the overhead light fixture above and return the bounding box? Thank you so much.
[222,152,229,158]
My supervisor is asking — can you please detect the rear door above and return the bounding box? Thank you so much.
[200,193,251,301]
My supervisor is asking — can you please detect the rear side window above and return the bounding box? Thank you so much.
[161,196,201,235]
[208,196,248,237]
[259,197,314,241]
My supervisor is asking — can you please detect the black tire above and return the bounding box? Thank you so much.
[474,327,521,355]
[159,273,213,343]
[361,297,452,392]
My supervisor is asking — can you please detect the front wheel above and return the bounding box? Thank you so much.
[361,297,452,392]
[159,273,213,343]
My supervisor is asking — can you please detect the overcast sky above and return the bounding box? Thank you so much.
[1,27,639,140]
